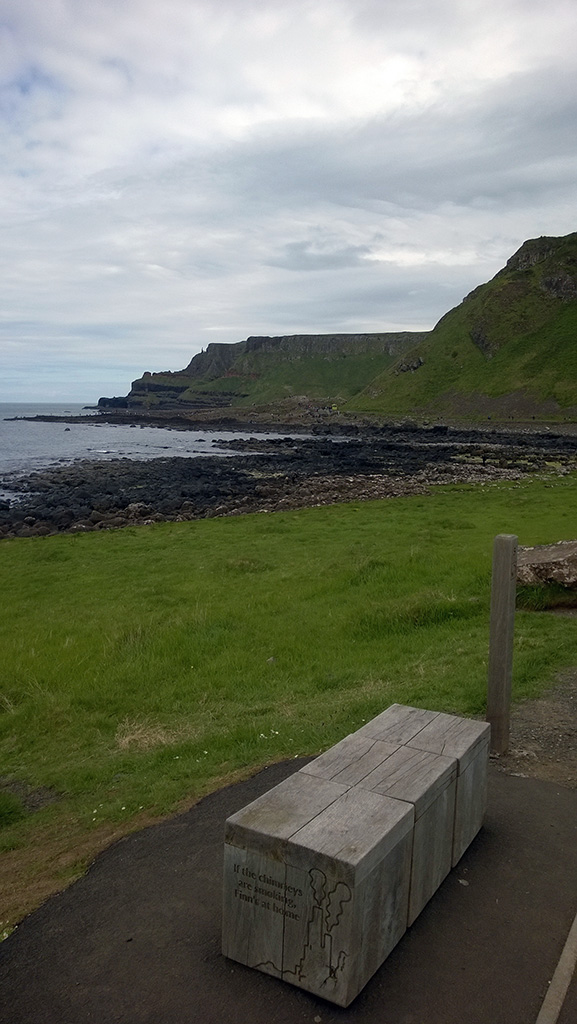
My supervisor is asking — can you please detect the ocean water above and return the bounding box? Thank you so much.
[0,403,291,480]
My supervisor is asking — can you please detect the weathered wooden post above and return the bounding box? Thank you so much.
[486,534,518,754]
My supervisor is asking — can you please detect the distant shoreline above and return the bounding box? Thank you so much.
[3,410,315,434]
[7,408,577,437]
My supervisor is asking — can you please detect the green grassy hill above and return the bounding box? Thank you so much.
[347,233,577,422]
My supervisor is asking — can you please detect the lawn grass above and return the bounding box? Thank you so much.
[1,471,577,934]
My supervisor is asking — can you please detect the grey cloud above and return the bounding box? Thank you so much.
[269,240,373,271]
[2,0,577,399]
[238,257,481,335]
[218,65,577,218]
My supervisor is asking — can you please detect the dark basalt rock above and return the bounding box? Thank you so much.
[1,426,576,539]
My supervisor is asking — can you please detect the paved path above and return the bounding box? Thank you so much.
[1,762,576,1024]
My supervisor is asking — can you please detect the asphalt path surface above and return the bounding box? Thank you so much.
[1,760,576,1024]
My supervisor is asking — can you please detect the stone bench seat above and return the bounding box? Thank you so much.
[222,704,490,1007]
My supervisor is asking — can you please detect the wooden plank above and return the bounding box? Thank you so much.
[407,778,456,925]
[358,745,456,817]
[330,739,401,788]
[280,859,356,1007]
[407,713,490,773]
[298,733,396,782]
[355,703,438,745]
[487,533,517,754]
[222,844,285,977]
[281,796,414,1007]
[402,711,489,865]
[452,738,489,865]
[348,829,412,1006]
[288,787,414,884]
[225,772,349,858]
[352,744,457,927]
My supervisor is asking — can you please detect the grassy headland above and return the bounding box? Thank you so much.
[1,471,577,934]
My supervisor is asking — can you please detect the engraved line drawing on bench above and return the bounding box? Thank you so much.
[255,868,352,991]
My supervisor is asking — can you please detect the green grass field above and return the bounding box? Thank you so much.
[1,472,576,934]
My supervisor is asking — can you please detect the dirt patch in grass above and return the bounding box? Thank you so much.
[493,656,577,788]
[0,778,60,813]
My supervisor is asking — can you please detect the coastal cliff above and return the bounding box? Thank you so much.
[99,332,427,411]
[99,232,577,423]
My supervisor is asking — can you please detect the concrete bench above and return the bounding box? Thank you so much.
[222,704,490,1007]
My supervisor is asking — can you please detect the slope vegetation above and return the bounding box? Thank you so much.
[99,233,577,424]
[347,233,577,422]
[119,333,427,411]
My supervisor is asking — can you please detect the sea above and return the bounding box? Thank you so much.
[0,403,297,497]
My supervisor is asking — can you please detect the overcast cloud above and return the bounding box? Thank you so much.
[1,0,576,400]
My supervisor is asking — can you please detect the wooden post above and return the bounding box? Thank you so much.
[487,534,518,754]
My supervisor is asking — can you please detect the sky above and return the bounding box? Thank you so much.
[1,0,576,402]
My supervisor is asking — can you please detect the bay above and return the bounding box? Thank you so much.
[0,403,303,502]
[0,403,296,474]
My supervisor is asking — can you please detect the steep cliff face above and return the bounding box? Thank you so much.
[348,232,577,422]
[100,332,427,409]
[503,233,577,274]
[180,343,237,379]
[180,333,425,378]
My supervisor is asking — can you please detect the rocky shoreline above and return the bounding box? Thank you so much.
[1,424,577,539]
